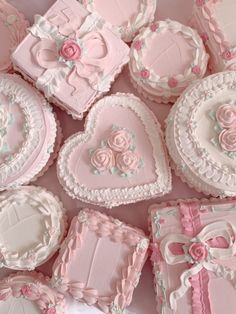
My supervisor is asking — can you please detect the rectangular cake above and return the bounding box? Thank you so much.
[11,0,129,119]
[193,0,236,72]
[52,208,149,314]
[149,198,236,314]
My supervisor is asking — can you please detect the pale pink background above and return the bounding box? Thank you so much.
[4,1,203,313]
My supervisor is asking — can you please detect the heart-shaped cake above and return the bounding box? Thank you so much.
[166,71,236,197]
[57,93,171,207]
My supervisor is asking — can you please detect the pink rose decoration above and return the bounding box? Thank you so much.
[219,128,236,152]
[21,285,32,298]
[59,40,81,61]
[168,77,178,88]
[45,307,57,314]
[196,0,205,6]
[201,32,209,43]
[133,40,143,51]
[192,65,201,75]
[150,23,158,32]
[91,148,115,172]
[189,242,208,262]
[108,130,131,152]
[116,151,140,173]
[140,69,150,79]
[216,104,236,128]
[222,50,233,61]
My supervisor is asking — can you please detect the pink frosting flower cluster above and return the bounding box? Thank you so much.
[21,285,33,298]
[189,242,208,262]
[59,39,81,61]
[90,128,143,175]
[216,104,236,152]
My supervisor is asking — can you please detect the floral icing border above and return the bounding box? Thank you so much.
[0,271,66,314]
[0,186,67,270]
[0,74,57,190]
[165,71,236,197]
[52,208,149,314]
[57,93,172,208]
[89,125,144,177]
[193,0,236,71]
[0,104,14,155]
[129,20,208,101]
[81,0,156,42]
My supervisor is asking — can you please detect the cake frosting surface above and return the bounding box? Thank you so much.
[0,186,67,270]
[129,20,208,103]
[166,71,236,197]
[0,74,58,190]
[57,93,172,207]
[81,0,156,42]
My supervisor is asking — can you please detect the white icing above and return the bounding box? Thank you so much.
[0,186,66,270]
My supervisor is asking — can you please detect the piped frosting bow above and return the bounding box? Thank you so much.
[160,220,236,311]
[29,14,110,97]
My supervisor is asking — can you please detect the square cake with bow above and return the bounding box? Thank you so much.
[149,198,236,314]
[11,0,129,119]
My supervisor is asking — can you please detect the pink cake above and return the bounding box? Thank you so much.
[129,20,209,103]
[193,0,236,72]
[0,186,67,270]
[0,0,28,73]
[52,208,149,314]
[80,0,156,42]
[0,272,66,313]
[0,74,59,190]
[57,93,172,208]
[149,198,236,314]
[11,0,130,120]
[166,71,236,197]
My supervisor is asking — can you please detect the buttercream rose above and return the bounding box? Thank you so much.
[108,130,131,152]
[59,40,81,61]
[216,104,236,128]
[0,107,9,129]
[116,151,140,173]
[91,148,115,172]
[219,128,236,152]
[189,242,208,262]
[21,285,33,298]
[45,307,57,314]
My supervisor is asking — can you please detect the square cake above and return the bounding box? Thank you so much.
[149,198,236,314]
[193,0,236,72]
[52,208,149,314]
[11,0,129,119]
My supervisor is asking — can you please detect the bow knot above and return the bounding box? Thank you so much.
[160,221,236,311]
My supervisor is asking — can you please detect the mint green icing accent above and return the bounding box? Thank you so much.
[208,110,216,121]
[100,140,107,147]
[8,114,15,125]
[155,271,167,314]
[0,143,10,153]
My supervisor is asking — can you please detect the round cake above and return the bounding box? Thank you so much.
[166,71,236,197]
[0,74,60,190]
[0,272,66,313]
[0,186,67,270]
[129,20,208,103]
[0,0,28,73]
[81,0,156,42]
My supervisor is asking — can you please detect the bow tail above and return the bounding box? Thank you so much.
[204,262,236,289]
[36,67,70,97]
[170,263,203,311]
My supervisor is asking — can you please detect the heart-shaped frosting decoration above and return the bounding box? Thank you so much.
[57,93,171,207]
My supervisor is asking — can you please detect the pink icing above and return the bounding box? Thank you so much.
[168,77,178,88]
[216,104,236,129]
[189,242,208,262]
[150,23,158,32]
[21,285,33,297]
[196,0,205,7]
[116,151,139,173]
[201,33,209,43]
[150,243,162,263]
[192,65,201,75]
[59,40,81,61]
[133,40,143,51]
[140,69,150,79]
[219,128,236,152]
[45,307,57,314]
[222,50,233,61]
[107,130,131,152]
[90,147,115,172]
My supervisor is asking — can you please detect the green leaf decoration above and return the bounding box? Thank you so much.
[214,124,222,134]
[93,169,100,175]
[1,143,9,153]
[100,140,107,147]
[129,144,136,151]
[110,167,117,174]
[210,137,218,147]
[8,114,15,125]
[89,148,95,156]
[208,110,216,121]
